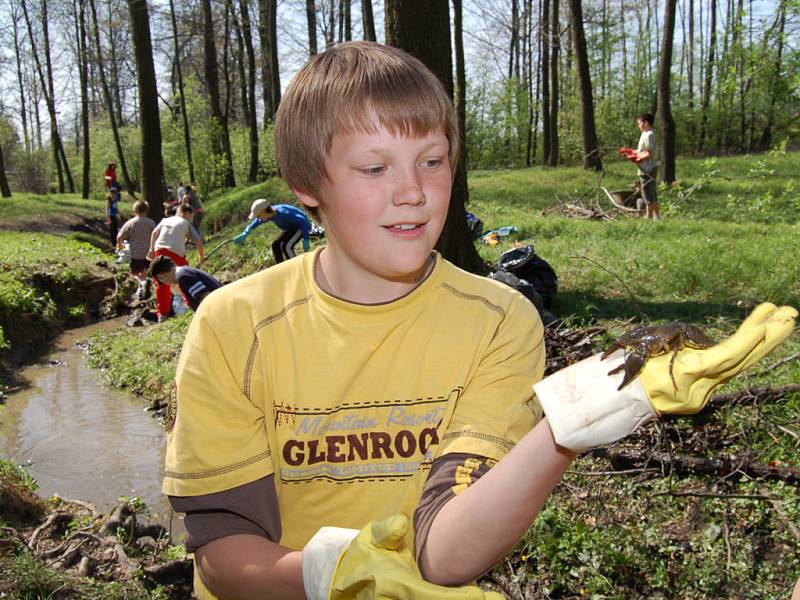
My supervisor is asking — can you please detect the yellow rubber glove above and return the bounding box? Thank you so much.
[638,302,797,415]
[330,514,504,600]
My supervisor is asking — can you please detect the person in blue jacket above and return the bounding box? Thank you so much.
[233,198,312,264]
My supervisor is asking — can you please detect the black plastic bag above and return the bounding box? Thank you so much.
[496,245,558,308]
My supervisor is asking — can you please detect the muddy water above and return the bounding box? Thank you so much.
[0,319,183,538]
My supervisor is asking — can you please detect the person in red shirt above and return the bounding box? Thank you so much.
[104,161,117,190]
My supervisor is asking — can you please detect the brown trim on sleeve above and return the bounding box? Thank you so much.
[413,453,496,570]
[168,475,281,552]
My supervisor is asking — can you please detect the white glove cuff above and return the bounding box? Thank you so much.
[534,351,657,452]
[302,526,359,600]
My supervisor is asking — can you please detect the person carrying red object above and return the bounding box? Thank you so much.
[147,203,205,321]
[104,160,117,190]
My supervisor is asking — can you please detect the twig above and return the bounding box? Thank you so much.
[570,254,645,320]
[754,351,800,376]
[650,491,773,501]
[568,467,660,476]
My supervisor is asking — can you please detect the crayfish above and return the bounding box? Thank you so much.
[601,323,715,391]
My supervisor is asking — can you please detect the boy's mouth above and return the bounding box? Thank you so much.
[388,223,420,231]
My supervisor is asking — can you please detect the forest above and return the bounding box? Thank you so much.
[0,0,797,213]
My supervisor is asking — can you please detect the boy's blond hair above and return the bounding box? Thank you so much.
[275,41,459,214]
[133,200,149,215]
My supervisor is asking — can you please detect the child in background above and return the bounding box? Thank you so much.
[117,200,156,298]
[104,160,117,190]
[163,42,796,600]
[148,255,222,312]
[106,187,120,245]
[233,199,311,264]
[147,204,205,322]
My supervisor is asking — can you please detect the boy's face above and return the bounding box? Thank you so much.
[296,125,451,298]
[637,119,649,132]
[156,267,178,285]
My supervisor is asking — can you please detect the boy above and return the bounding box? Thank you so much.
[148,204,205,322]
[117,200,156,297]
[148,255,221,312]
[622,113,660,220]
[163,42,795,600]
[104,160,117,190]
[106,186,120,245]
[233,198,311,264]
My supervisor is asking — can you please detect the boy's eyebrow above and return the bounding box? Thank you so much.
[359,140,450,155]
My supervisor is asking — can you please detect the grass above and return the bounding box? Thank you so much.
[0,191,108,222]
[3,150,799,597]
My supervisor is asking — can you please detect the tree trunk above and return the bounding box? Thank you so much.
[385,0,486,275]
[41,0,68,193]
[567,0,601,171]
[202,0,236,187]
[231,0,249,124]
[337,0,344,42]
[76,0,91,198]
[240,0,260,180]
[128,0,165,220]
[529,0,540,165]
[657,0,677,183]
[361,0,375,41]
[759,0,785,150]
[169,0,195,183]
[307,0,318,54]
[453,0,466,168]
[89,0,136,193]
[687,0,694,136]
[258,0,281,123]
[547,0,559,167]
[11,1,31,154]
[698,0,715,152]
[0,142,12,197]
[344,0,351,41]
[327,0,335,47]
[541,0,551,164]
[107,0,124,126]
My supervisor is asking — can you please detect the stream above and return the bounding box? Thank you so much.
[0,318,183,538]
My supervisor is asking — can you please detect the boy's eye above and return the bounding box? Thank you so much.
[420,158,444,169]
[358,166,386,177]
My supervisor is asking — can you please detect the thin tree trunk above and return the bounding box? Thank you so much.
[31,65,43,148]
[698,0,715,152]
[203,0,236,187]
[21,0,71,193]
[621,0,627,92]
[541,0,551,164]
[0,142,12,197]
[307,0,318,54]
[239,0,260,180]
[385,0,485,274]
[169,0,195,183]
[327,0,334,47]
[89,0,136,193]
[530,0,541,165]
[453,0,466,171]
[548,0,559,167]
[687,0,694,134]
[657,0,677,183]
[223,0,233,122]
[231,0,249,124]
[337,0,344,43]
[361,0,375,41]
[76,0,91,198]
[128,0,164,219]
[12,2,31,154]
[568,0,602,171]
[344,0,351,41]
[759,0,785,150]
[258,0,280,123]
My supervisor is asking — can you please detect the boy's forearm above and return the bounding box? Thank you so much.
[196,534,305,600]
[419,417,574,585]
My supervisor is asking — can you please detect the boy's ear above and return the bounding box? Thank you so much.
[293,188,321,210]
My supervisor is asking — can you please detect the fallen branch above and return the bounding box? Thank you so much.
[706,384,800,410]
[755,351,800,375]
[651,490,773,501]
[590,447,800,484]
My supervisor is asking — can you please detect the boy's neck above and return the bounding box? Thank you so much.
[314,249,435,305]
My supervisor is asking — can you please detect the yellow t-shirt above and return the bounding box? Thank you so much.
[163,248,544,550]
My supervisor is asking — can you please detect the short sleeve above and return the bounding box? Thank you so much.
[162,304,273,497]
[440,294,544,461]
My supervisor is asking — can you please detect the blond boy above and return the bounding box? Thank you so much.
[163,42,795,600]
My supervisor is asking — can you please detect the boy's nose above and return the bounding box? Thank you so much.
[392,171,426,206]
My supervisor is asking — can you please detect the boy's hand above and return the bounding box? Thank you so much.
[303,514,504,600]
[536,303,797,452]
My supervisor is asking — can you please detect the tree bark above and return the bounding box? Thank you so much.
[567,0,602,171]
[258,0,281,123]
[385,0,485,274]
[547,0,559,167]
[657,0,677,183]
[307,0,318,54]
[541,0,551,164]
[344,0,351,41]
[76,0,91,198]
[361,0,375,41]
[240,0,260,180]
[11,1,31,154]
[698,0,715,152]
[231,0,249,124]
[759,0,785,150]
[169,0,195,183]
[203,0,236,187]
[0,142,12,197]
[89,0,136,193]
[127,0,165,219]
